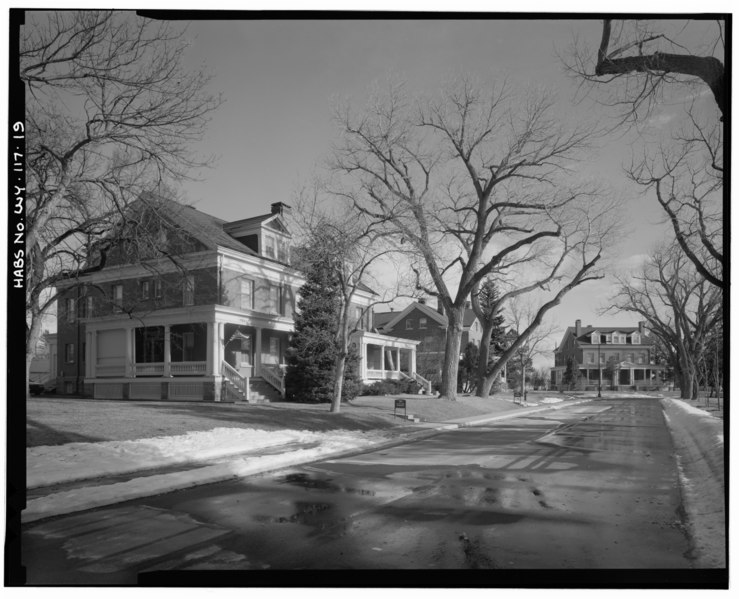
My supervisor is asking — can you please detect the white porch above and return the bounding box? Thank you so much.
[83,305,291,401]
[350,330,430,392]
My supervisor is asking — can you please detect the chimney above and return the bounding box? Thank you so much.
[418,298,426,305]
[437,297,444,316]
[575,319,582,336]
[639,321,646,335]
[270,202,291,216]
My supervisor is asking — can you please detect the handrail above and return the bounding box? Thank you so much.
[412,372,432,394]
[222,361,249,401]
[261,364,285,397]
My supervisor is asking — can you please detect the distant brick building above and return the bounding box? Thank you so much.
[373,299,482,384]
[550,319,666,391]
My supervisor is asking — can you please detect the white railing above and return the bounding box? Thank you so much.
[171,361,207,376]
[134,362,164,376]
[412,372,432,394]
[366,369,403,380]
[222,361,248,401]
[261,364,285,397]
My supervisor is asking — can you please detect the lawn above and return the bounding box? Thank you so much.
[26,393,524,447]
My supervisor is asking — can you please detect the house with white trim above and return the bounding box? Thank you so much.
[373,298,482,386]
[550,319,666,391]
[54,197,425,402]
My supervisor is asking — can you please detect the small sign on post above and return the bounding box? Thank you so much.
[513,391,522,404]
[394,399,407,418]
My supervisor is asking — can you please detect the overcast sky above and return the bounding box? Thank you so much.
[164,15,723,365]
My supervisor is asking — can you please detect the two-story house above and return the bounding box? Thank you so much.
[373,298,483,386]
[55,196,423,402]
[550,319,665,391]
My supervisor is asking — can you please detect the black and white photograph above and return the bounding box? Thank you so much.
[5,4,729,589]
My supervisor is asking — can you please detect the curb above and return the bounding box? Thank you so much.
[22,399,593,524]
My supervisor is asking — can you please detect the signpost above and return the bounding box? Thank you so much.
[394,399,407,418]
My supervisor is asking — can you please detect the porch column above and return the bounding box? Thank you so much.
[255,328,262,376]
[360,340,367,379]
[217,322,224,369]
[396,348,401,375]
[90,330,97,378]
[163,325,171,377]
[84,331,92,378]
[125,327,134,377]
[380,344,385,375]
[206,322,217,376]
[410,347,416,375]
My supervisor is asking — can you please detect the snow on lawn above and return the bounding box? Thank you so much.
[540,397,564,404]
[27,427,393,489]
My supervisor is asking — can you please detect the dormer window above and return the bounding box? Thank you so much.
[264,235,276,259]
[631,333,640,344]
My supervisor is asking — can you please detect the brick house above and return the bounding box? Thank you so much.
[550,319,666,391]
[54,196,422,402]
[373,298,482,385]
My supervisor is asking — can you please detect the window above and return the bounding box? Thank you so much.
[638,354,645,364]
[631,333,640,344]
[628,353,634,363]
[66,298,76,323]
[183,332,195,361]
[355,307,364,330]
[599,353,605,364]
[141,280,150,300]
[406,320,413,330]
[264,235,275,259]
[240,279,254,310]
[588,352,594,364]
[419,317,427,329]
[269,336,279,357]
[112,284,123,313]
[277,238,289,263]
[79,296,93,319]
[269,284,283,315]
[600,334,608,344]
[154,279,162,299]
[183,275,194,306]
[64,343,75,363]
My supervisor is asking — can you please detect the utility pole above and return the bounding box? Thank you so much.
[597,341,602,398]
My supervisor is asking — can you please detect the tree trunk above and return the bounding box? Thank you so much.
[474,323,494,397]
[26,315,44,398]
[440,307,464,400]
[331,352,346,413]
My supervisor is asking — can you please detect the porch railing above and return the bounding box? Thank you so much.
[222,361,249,401]
[261,364,285,397]
[134,362,164,376]
[171,361,207,376]
[366,369,403,380]
[406,371,432,394]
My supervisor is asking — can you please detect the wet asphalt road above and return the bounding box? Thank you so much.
[22,397,693,583]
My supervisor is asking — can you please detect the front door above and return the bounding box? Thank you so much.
[233,346,252,378]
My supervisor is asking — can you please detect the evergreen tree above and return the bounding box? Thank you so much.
[284,248,361,403]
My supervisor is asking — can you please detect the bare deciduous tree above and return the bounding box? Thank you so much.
[332,77,619,400]
[22,10,220,393]
[608,242,721,399]
[290,193,410,413]
[564,19,726,123]
[628,110,723,287]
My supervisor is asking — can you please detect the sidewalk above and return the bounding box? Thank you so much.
[23,397,591,524]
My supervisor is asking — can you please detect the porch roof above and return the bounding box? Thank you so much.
[351,330,420,349]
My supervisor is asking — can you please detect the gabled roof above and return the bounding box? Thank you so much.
[224,211,287,234]
[141,194,259,256]
[555,324,654,351]
[375,301,478,333]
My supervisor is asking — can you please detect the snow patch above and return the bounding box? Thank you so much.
[27,427,392,489]
[541,397,564,404]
